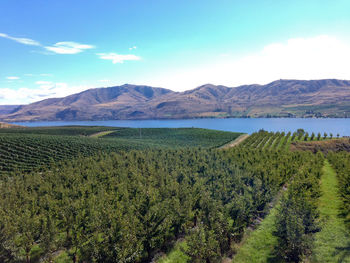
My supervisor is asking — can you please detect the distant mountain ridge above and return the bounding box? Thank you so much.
[2,79,350,121]
[0,105,21,115]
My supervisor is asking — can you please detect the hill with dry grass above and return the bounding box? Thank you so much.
[1,79,350,121]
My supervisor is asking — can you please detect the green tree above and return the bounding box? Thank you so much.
[274,172,320,262]
[297,129,304,140]
[310,132,315,141]
[185,224,220,263]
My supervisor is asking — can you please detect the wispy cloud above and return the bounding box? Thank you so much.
[97,53,141,64]
[0,82,92,104]
[0,33,94,55]
[129,46,137,50]
[6,76,20,80]
[0,33,41,46]
[45,42,95,54]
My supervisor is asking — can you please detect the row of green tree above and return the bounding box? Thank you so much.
[0,133,151,175]
[241,129,340,152]
[274,152,323,262]
[0,147,321,263]
[240,131,291,151]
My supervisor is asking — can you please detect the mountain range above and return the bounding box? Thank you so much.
[1,79,350,121]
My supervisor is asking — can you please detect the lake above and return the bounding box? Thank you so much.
[10,118,350,136]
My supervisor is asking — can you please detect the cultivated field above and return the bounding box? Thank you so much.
[0,126,349,263]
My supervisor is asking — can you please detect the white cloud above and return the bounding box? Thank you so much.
[45,42,95,54]
[6,76,20,80]
[1,33,94,55]
[146,35,350,91]
[129,46,137,50]
[97,53,141,64]
[0,33,41,46]
[4,35,350,104]
[0,82,92,104]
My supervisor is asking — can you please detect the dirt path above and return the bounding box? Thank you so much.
[219,134,249,149]
[89,130,115,138]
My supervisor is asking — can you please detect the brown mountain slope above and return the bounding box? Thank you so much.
[4,84,174,121]
[0,105,21,115]
[2,79,350,121]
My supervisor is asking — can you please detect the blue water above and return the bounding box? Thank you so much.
[10,118,350,136]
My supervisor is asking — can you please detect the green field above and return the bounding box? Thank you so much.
[0,133,147,175]
[0,126,117,136]
[240,129,338,151]
[102,127,242,148]
[0,126,241,175]
[159,130,350,263]
[0,126,349,263]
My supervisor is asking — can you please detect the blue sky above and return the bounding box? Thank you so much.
[1,0,350,104]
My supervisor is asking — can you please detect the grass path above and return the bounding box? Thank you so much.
[89,130,115,138]
[231,202,280,263]
[157,201,282,263]
[310,160,350,263]
[284,136,292,151]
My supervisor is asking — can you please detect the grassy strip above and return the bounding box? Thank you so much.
[284,135,292,151]
[255,133,269,149]
[264,133,279,150]
[262,134,274,150]
[232,203,280,263]
[311,161,350,262]
[270,133,281,149]
[89,130,115,138]
[276,135,287,150]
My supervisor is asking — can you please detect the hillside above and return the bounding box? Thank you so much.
[0,105,21,115]
[1,79,350,121]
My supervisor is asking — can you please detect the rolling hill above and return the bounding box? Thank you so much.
[1,79,350,121]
